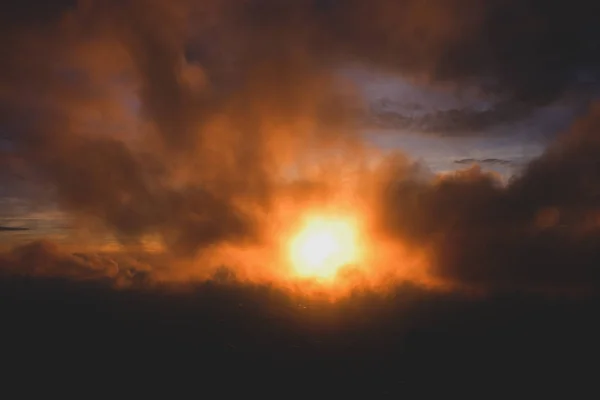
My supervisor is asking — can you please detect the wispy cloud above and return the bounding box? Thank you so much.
[0,226,30,232]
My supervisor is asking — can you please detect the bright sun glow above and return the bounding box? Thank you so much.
[288,216,361,280]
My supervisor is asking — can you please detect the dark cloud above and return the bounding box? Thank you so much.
[0,226,30,232]
[0,0,76,29]
[0,1,279,255]
[0,240,151,285]
[337,0,597,105]
[454,158,512,166]
[210,0,599,117]
[365,102,534,135]
[32,134,258,254]
[378,105,600,291]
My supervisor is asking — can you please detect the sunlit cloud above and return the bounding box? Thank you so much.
[0,0,599,298]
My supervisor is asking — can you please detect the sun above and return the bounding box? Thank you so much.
[288,215,362,280]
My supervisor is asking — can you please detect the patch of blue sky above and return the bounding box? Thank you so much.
[342,65,494,113]
[365,128,542,178]
[344,67,586,178]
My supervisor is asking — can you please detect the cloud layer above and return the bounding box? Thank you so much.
[379,105,600,291]
[1,0,600,292]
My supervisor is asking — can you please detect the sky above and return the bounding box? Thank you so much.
[3,0,600,390]
[2,0,600,292]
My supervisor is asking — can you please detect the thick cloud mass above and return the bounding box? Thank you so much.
[1,0,600,292]
[380,105,600,291]
[0,240,152,286]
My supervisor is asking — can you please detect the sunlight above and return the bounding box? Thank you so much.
[288,216,361,280]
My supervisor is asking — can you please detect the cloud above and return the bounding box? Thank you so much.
[0,240,152,286]
[365,102,533,135]
[0,0,599,293]
[0,226,30,232]
[454,158,512,166]
[377,104,600,292]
